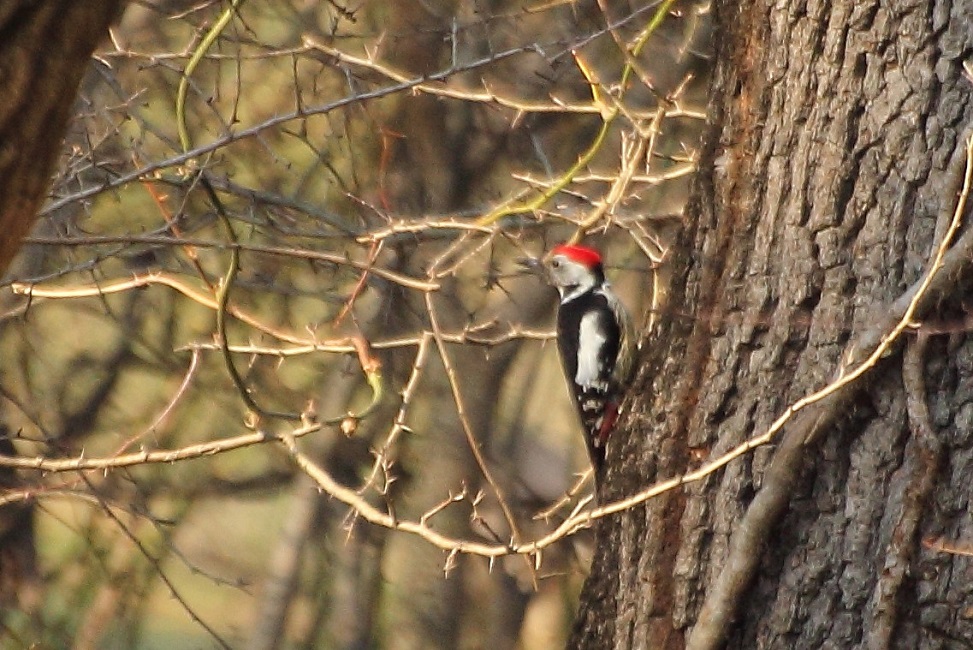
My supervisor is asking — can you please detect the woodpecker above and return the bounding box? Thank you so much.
[521,244,636,476]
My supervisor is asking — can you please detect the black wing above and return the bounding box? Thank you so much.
[556,290,621,473]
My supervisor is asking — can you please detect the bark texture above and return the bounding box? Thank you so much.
[0,1,124,275]
[572,1,973,649]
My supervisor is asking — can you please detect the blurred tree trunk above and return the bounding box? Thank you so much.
[246,368,359,650]
[573,1,973,649]
[0,1,124,275]
[372,4,472,648]
[0,0,124,613]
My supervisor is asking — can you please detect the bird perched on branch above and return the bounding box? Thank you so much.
[520,244,636,480]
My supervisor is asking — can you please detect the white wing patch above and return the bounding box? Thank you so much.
[576,311,607,388]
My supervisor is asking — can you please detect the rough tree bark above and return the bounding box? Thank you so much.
[572,2,973,649]
[0,1,125,276]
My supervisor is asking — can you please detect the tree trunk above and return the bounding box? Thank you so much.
[0,1,124,612]
[572,1,973,649]
[0,1,124,275]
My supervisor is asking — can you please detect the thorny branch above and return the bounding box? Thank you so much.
[10,136,973,564]
[7,3,973,647]
[78,473,233,650]
[2,1,708,629]
[40,41,548,217]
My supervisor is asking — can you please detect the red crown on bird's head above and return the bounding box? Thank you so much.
[551,244,603,269]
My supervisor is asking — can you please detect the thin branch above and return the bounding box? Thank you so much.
[358,333,431,494]
[11,271,429,348]
[79,475,232,650]
[41,42,544,216]
[180,325,554,357]
[305,35,705,122]
[12,239,439,290]
[0,423,313,473]
[111,347,202,455]
[423,289,527,548]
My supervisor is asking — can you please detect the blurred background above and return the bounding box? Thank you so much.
[0,1,710,648]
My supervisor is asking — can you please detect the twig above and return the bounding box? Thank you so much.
[358,333,431,494]
[179,325,554,357]
[0,421,311,473]
[42,42,545,217]
[534,469,593,521]
[10,236,439,291]
[111,347,202,455]
[175,0,247,153]
[79,474,232,650]
[11,272,423,347]
[423,290,525,548]
[303,35,703,122]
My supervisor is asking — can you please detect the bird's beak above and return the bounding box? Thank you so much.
[516,256,541,271]
[516,255,551,283]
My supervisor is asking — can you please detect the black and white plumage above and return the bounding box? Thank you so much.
[523,244,635,475]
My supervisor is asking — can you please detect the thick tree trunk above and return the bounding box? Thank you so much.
[0,1,124,275]
[572,1,973,649]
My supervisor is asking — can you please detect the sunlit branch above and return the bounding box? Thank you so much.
[422,289,525,548]
[11,272,429,352]
[111,347,202,456]
[41,41,547,216]
[304,35,704,122]
[358,333,430,494]
[12,240,439,291]
[0,422,317,473]
[357,218,496,244]
[180,326,555,357]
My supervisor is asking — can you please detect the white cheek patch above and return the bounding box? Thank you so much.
[576,311,606,388]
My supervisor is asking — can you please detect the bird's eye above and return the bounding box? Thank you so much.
[551,259,561,268]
